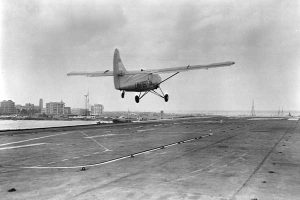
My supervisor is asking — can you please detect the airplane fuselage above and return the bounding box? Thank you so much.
[118,73,162,92]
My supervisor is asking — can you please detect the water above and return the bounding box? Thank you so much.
[175,110,300,117]
[0,120,97,130]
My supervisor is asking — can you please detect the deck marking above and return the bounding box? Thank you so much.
[21,133,212,169]
[0,132,73,147]
[0,143,47,150]
[80,131,111,152]
[137,129,155,132]
[85,134,129,138]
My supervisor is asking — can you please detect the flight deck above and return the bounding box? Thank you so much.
[1,117,299,200]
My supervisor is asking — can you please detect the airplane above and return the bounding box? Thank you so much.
[67,49,235,103]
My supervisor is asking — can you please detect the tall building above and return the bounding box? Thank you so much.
[39,98,43,111]
[0,100,16,115]
[91,104,104,116]
[46,101,65,115]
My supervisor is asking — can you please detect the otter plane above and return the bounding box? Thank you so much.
[67,49,235,103]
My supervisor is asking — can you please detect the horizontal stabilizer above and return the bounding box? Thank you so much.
[67,70,113,77]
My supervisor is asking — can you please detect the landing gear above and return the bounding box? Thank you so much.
[121,91,125,98]
[135,95,140,103]
[164,94,169,102]
[134,86,169,103]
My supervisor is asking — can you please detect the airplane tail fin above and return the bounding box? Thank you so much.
[113,48,127,89]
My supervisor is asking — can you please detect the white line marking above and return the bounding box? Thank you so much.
[23,155,132,169]
[72,157,79,159]
[137,128,155,132]
[0,132,73,147]
[85,134,129,138]
[93,152,100,154]
[80,131,111,152]
[47,162,56,164]
[62,159,69,161]
[21,134,211,169]
[0,143,47,150]
[83,154,90,157]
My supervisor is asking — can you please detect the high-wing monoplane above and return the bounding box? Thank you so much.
[67,49,235,103]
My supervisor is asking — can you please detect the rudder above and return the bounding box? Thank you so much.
[113,49,127,89]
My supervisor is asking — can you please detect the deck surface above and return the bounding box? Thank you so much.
[1,117,299,200]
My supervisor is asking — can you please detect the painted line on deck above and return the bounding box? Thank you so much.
[137,129,155,132]
[0,132,73,147]
[21,133,213,169]
[85,134,129,138]
[80,131,111,152]
[0,143,47,150]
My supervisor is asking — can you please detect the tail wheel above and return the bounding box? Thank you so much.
[135,95,140,103]
[164,94,169,102]
[121,91,125,98]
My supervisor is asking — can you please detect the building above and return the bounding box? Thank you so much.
[64,107,71,115]
[91,104,104,116]
[0,100,16,115]
[46,101,65,115]
[39,98,43,112]
[71,108,86,116]
[24,103,35,111]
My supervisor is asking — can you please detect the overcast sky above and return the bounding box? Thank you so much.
[0,0,299,112]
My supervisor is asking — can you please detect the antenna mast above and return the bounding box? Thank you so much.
[251,100,256,117]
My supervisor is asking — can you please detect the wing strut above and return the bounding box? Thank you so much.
[158,72,180,85]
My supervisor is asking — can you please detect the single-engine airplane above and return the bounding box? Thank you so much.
[67,49,235,103]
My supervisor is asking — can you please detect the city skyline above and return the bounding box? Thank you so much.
[1,0,299,112]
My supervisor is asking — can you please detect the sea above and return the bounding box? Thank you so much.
[0,110,299,131]
[0,120,97,131]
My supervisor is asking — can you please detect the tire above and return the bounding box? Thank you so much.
[135,95,139,103]
[164,94,169,102]
[121,92,125,98]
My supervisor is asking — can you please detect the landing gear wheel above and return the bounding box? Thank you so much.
[121,91,125,98]
[135,95,140,103]
[164,94,169,102]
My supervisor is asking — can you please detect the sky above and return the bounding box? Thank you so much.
[0,0,299,112]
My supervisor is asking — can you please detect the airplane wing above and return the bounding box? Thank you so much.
[125,61,235,75]
[67,61,235,76]
[67,70,113,77]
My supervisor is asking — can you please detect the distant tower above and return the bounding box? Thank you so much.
[39,98,43,112]
[160,110,164,119]
[251,100,256,116]
[84,92,89,116]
